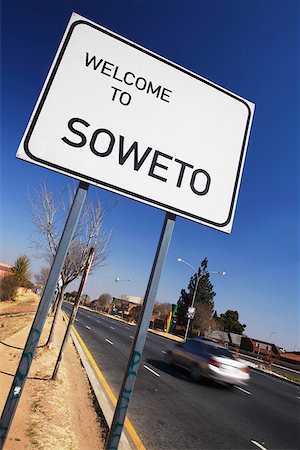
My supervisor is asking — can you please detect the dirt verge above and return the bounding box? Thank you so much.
[0,294,105,449]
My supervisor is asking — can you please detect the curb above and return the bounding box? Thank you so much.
[69,328,132,449]
[62,314,145,450]
[148,329,183,342]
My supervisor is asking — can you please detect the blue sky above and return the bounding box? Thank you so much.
[1,0,299,350]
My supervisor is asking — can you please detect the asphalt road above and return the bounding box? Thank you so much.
[237,354,300,382]
[63,303,300,450]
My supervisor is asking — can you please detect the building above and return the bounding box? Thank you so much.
[279,352,300,366]
[240,336,280,358]
[110,295,143,318]
[0,263,13,281]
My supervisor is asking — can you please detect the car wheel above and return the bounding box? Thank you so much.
[190,364,202,382]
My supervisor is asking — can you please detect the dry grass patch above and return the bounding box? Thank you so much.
[24,342,77,449]
[0,292,40,341]
[1,305,104,449]
[0,313,35,341]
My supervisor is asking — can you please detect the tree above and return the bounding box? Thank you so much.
[0,275,18,301]
[0,255,32,301]
[153,302,172,320]
[176,258,216,336]
[91,292,112,310]
[64,291,78,303]
[193,303,221,336]
[35,266,50,286]
[12,255,31,287]
[81,294,91,305]
[29,182,111,345]
[219,310,246,335]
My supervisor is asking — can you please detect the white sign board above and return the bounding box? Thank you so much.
[187,307,196,319]
[17,13,254,233]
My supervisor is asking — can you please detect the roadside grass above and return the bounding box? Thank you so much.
[1,295,104,449]
[26,348,78,449]
[0,291,40,341]
[271,369,300,384]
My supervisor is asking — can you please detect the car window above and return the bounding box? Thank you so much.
[208,346,234,359]
[184,340,203,354]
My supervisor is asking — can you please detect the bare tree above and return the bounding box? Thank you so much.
[91,292,112,310]
[29,182,111,346]
[34,266,50,286]
[153,302,172,320]
[193,303,221,336]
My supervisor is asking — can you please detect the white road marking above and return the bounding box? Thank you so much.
[130,336,134,339]
[297,396,300,400]
[251,440,268,450]
[144,365,161,377]
[75,318,78,322]
[235,386,251,395]
[97,320,101,323]
[110,326,115,330]
[162,351,167,355]
[105,339,114,345]
[85,326,91,330]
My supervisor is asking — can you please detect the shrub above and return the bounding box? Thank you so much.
[0,275,18,301]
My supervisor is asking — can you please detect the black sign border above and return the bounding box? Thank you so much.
[23,18,252,231]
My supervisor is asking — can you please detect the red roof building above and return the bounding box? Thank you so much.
[0,263,13,281]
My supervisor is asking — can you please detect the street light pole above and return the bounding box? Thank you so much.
[184,271,200,341]
[268,331,277,342]
[176,258,226,341]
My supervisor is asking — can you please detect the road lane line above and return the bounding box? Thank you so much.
[251,440,268,450]
[297,396,300,400]
[97,320,101,323]
[86,326,91,330]
[75,318,78,322]
[162,351,167,355]
[130,336,134,339]
[144,365,160,377]
[105,338,114,345]
[110,326,115,330]
[235,386,251,395]
[70,325,145,450]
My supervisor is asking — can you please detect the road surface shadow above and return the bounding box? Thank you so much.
[0,369,50,381]
[0,341,23,350]
[0,341,48,350]
[146,358,231,390]
[146,358,190,381]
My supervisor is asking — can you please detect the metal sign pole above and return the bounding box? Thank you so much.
[0,181,89,448]
[52,246,95,380]
[106,211,176,450]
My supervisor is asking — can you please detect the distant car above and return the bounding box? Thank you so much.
[167,338,250,386]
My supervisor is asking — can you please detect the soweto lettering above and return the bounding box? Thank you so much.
[85,53,172,105]
[62,118,211,196]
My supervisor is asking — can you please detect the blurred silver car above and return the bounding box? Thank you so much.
[167,338,250,386]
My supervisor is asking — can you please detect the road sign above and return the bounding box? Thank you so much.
[187,307,196,319]
[16,12,254,233]
[57,273,63,288]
